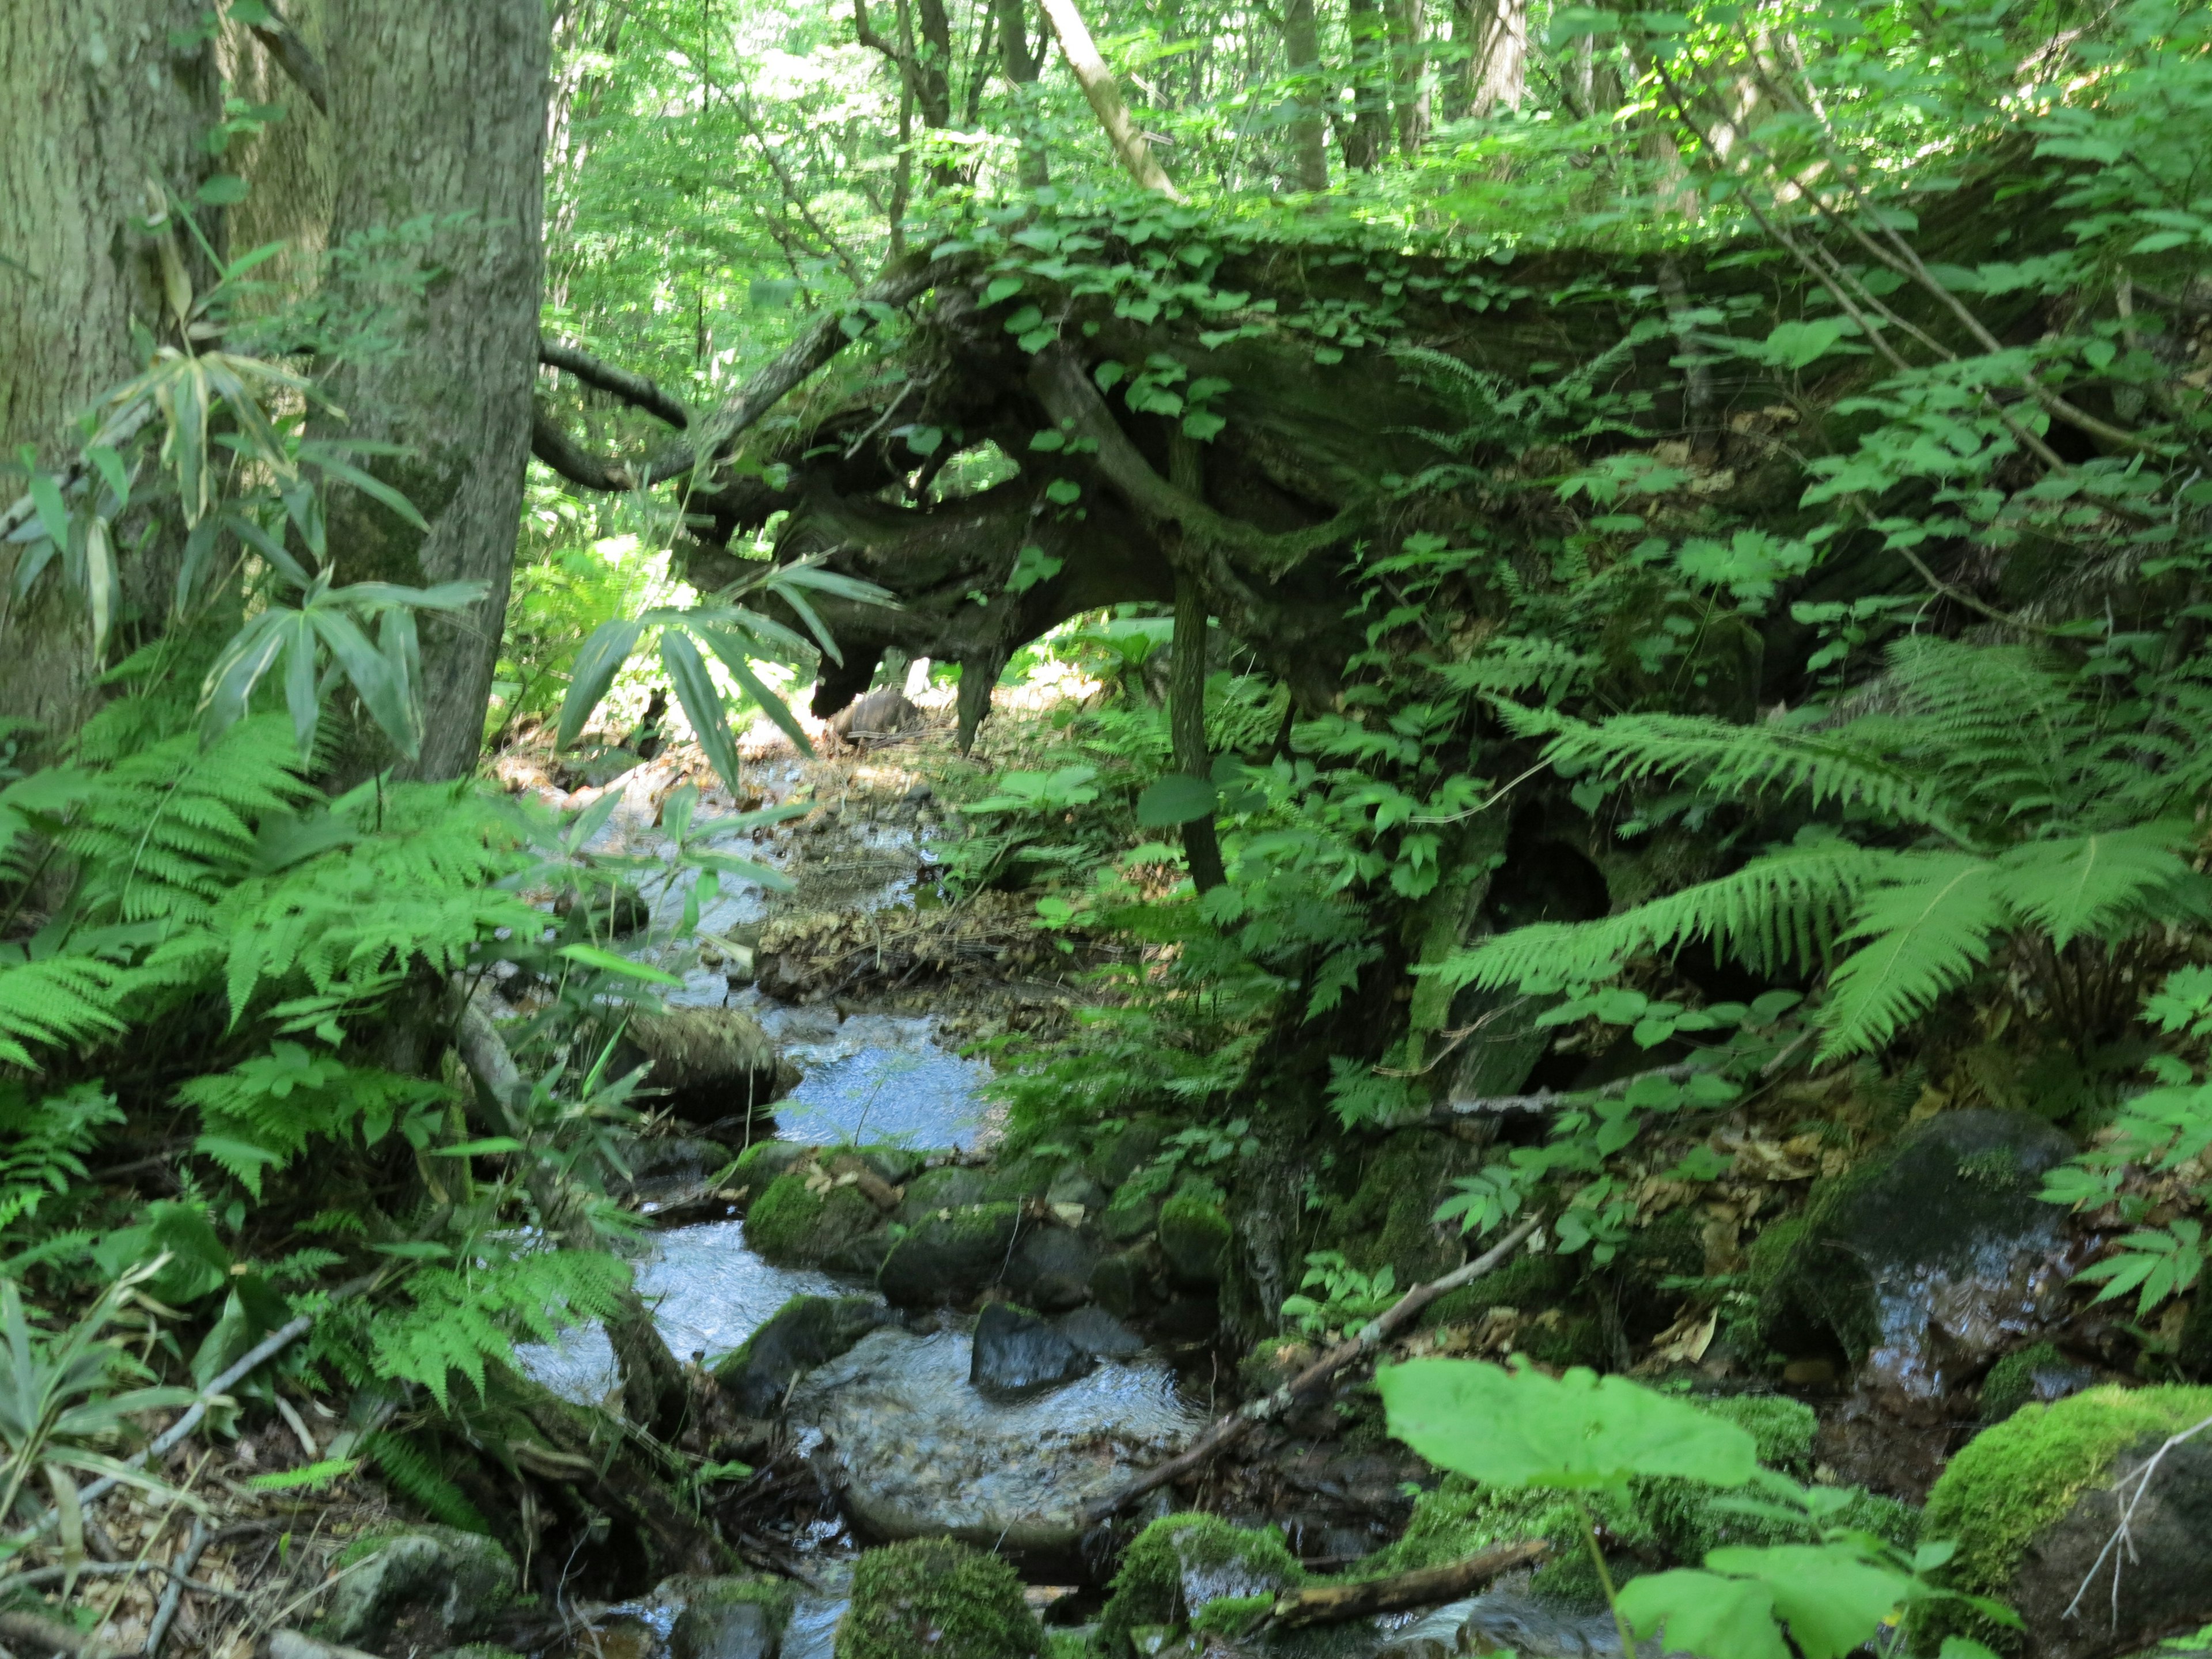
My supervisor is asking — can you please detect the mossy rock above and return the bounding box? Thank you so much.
[1098,1514,1304,1654]
[318,1525,514,1646]
[732,1140,813,1199]
[1088,1118,1168,1189]
[711,1296,889,1416]
[835,1537,1043,1659]
[876,1202,1023,1306]
[744,1172,883,1267]
[1422,1250,1578,1329]
[628,1006,796,1116]
[1091,1248,1150,1319]
[2178,1292,2212,1384]
[1980,1342,2094,1425]
[1100,1188,1160,1245]
[664,1573,796,1659]
[1157,1198,1231,1287]
[1918,1384,2212,1656]
[895,1164,990,1225]
[1755,1109,2073,1374]
[1321,1133,1473,1291]
[1355,1480,1649,1610]
[1522,1312,1607,1371]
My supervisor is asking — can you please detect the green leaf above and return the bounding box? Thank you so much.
[195,175,250,207]
[557,944,684,985]
[983,275,1023,306]
[1819,854,2005,1059]
[698,627,815,758]
[28,472,71,550]
[309,452,430,531]
[556,618,646,749]
[1136,774,1217,828]
[1377,1359,1761,1491]
[310,606,418,760]
[1706,1545,1912,1659]
[1994,825,2198,951]
[1619,1570,1790,1659]
[1759,318,1859,369]
[660,628,742,797]
[435,1138,525,1157]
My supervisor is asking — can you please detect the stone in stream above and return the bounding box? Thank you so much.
[628,1006,797,1126]
[1004,1224,1104,1312]
[317,1525,515,1649]
[1754,1108,2077,1406]
[876,1202,1023,1306]
[745,1171,885,1268]
[834,1537,1041,1659]
[711,1295,892,1416]
[893,1163,990,1225]
[1919,1383,2212,1659]
[1056,1304,1145,1359]
[969,1301,1094,1400]
[667,1574,797,1659]
[1097,1514,1304,1656]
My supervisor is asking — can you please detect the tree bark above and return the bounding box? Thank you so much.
[1039,0,1184,199]
[1385,0,1431,157]
[1171,573,1226,892]
[1281,0,1331,192]
[997,0,1052,188]
[314,0,549,783]
[1343,0,1393,170]
[0,1,223,746]
[1452,0,1527,118]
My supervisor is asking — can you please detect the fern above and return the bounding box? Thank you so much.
[0,956,134,1068]
[361,1430,493,1533]
[0,1084,122,1229]
[179,1045,448,1196]
[1819,855,2007,1059]
[370,1248,630,1409]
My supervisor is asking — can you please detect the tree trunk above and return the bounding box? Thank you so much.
[1343,0,1393,171]
[1281,0,1331,192]
[1451,0,1527,118]
[1040,0,1183,199]
[996,0,1051,189]
[0,1,223,746]
[1171,572,1226,892]
[315,0,549,783]
[1385,0,1431,157]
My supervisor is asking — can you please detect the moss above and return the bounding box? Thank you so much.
[835,1537,1042,1659]
[1043,1634,1099,1659]
[1918,1384,2212,1646]
[1423,1250,1579,1330]
[1522,1313,1607,1370]
[1356,1480,1649,1611]
[668,1574,796,1659]
[1696,1394,1817,1474]
[744,1172,881,1266]
[1978,1341,2089,1424]
[1156,1198,1232,1286]
[1189,1594,1274,1639]
[733,1140,811,1191]
[1323,1135,1471,1291]
[1097,1514,1303,1654]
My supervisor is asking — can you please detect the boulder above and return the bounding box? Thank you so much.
[319,1526,514,1649]
[1056,1305,1145,1360]
[970,1302,1094,1400]
[894,1164,990,1225]
[1004,1225,1103,1312]
[1755,1109,2077,1405]
[830,687,919,741]
[667,1574,796,1659]
[630,1006,797,1123]
[877,1203,1022,1306]
[1090,1249,1152,1320]
[1087,1119,1168,1189]
[744,1172,883,1268]
[1097,1514,1303,1656]
[711,1295,892,1416]
[1045,1161,1108,1217]
[1980,1341,2096,1425]
[834,1537,1042,1659]
[1920,1384,2212,1659]
[1100,1188,1160,1245]
[1157,1198,1232,1287]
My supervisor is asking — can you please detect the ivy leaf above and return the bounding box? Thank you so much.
[1377,1359,1761,1491]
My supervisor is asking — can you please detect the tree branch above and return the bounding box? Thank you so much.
[530,404,639,493]
[539,339,692,429]
[248,2,331,117]
[1038,0,1184,199]
[1267,1540,1551,1627]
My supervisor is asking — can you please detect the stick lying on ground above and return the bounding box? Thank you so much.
[1267,1539,1551,1628]
[1080,1211,1546,1523]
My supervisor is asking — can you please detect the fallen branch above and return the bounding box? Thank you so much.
[1266,1539,1551,1628]
[1080,1211,1544,1523]
[143,1516,215,1659]
[0,1609,118,1657]
[1434,1062,1698,1120]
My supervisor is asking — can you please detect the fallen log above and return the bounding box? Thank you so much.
[1080,1211,1545,1523]
[1267,1539,1551,1628]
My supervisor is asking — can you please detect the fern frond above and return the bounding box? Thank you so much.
[361,1430,493,1533]
[370,1248,629,1409]
[1440,835,1894,992]
[0,1083,122,1229]
[1994,824,2210,950]
[0,955,134,1067]
[1494,703,1962,839]
[1817,853,2006,1059]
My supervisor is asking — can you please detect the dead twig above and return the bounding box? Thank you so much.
[1266,1539,1551,1628]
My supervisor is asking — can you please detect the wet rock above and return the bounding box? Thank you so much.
[607,1136,729,1206]
[1046,1161,1109,1217]
[662,1574,796,1659]
[1921,1383,2212,1659]
[1088,1119,1168,1190]
[711,1295,891,1416]
[971,1302,1094,1400]
[1382,1592,1642,1658]
[877,1202,1023,1306]
[1980,1340,2095,1424]
[830,687,919,741]
[745,1172,884,1268]
[824,1224,902,1279]
[1157,1198,1231,1287]
[1101,1188,1161,1245]
[1098,1514,1304,1656]
[630,1007,797,1122]
[1756,1109,2076,1406]
[318,1525,514,1649]
[835,1537,1041,1659]
[789,1325,1200,1551]
[1091,1248,1153,1320]
[1056,1305,1145,1360]
[894,1164,990,1225]
[1005,1225,1103,1312]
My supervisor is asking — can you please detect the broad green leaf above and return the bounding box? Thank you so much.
[310,606,417,759]
[200,611,294,743]
[558,944,683,986]
[556,618,646,749]
[1758,318,1859,369]
[28,472,70,550]
[1377,1360,1761,1491]
[1619,1570,1790,1659]
[698,625,815,757]
[661,628,743,797]
[308,451,431,531]
[435,1138,526,1157]
[1706,1545,1912,1659]
[1137,774,1218,828]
